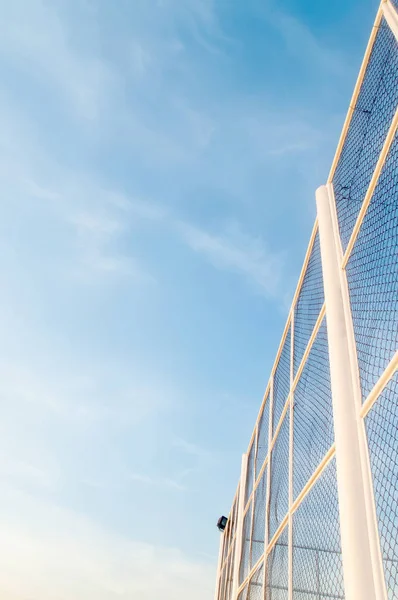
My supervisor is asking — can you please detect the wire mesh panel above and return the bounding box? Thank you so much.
[223,520,232,566]
[238,584,248,600]
[265,526,289,600]
[294,231,324,375]
[273,328,291,433]
[219,561,228,600]
[346,132,398,400]
[247,563,264,600]
[246,440,256,506]
[293,319,334,499]
[366,374,398,599]
[251,466,267,569]
[293,459,345,600]
[215,10,398,600]
[256,394,270,477]
[224,553,232,600]
[333,18,398,251]
[231,492,239,540]
[225,542,236,600]
[269,412,290,540]
[240,501,253,585]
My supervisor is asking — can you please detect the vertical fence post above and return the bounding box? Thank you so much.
[232,454,248,600]
[248,428,258,573]
[262,376,274,599]
[214,531,225,600]
[289,310,294,600]
[316,184,377,600]
[326,182,388,600]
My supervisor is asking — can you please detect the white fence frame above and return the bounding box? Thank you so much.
[215,2,398,599]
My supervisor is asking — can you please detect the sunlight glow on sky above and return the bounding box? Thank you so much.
[0,0,377,597]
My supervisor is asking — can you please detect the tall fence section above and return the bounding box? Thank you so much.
[214,3,398,600]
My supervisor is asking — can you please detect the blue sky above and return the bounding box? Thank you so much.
[0,0,377,597]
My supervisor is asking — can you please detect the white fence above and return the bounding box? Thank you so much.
[215,3,398,600]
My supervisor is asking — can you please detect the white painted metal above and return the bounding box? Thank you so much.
[326,183,388,600]
[343,106,398,267]
[361,351,398,418]
[262,375,274,600]
[288,309,294,600]
[383,0,398,41]
[232,454,248,600]
[316,185,377,600]
[327,7,383,182]
[214,527,225,600]
[215,5,398,598]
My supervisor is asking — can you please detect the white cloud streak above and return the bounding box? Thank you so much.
[176,221,284,296]
[172,437,210,459]
[129,472,186,491]
[266,9,348,78]
[0,486,215,600]
[0,0,116,121]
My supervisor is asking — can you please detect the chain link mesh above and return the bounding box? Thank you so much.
[294,231,324,375]
[226,542,236,600]
[215,13,398,600]
[251,467,267,569]
[293,459,345,600]
[231,492,239,541]
[366,374,398,599]
[333,18,398,251]
[265,526,289,600]
[293,319,334,499]
[219,561,228,600]
[238,584,248,600]
[346,132,398,400]
[247,563,264,600]
[273,327,291,434]
[224,553,232,600]
[246,440,256,506]
[269,412,290,540]
[222,520,231,567]
[240,501,253,585]
[256,395,270,478]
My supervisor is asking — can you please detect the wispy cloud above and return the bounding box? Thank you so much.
[0,358,172,430]
[269,10,348,77]
[106,192,166,221]
[0,486,215,600]
[176,221,284,296]
[0,1,350,595]
[172,437,209,459]
[74,253,156,284]
[0,457,58,491]
[69,209,156,284]
[0,0,328,301]
[0,93,158,287]
[129,472,186,491]
[155,0,232,56]
[25,180,62,201]
[0,0,116,121]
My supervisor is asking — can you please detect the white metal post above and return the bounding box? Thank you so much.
[288,310,294,600]
[262,376,274,599]
[232,453,248,600]
[316,185,377,600]
[382,0,398,42]
[214,531,225,600]
[248,428,258,573]
[326,183,387,600]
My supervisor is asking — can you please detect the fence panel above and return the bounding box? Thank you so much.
[215,4,398,600]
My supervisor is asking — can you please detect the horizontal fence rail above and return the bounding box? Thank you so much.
[215,3,398,600]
